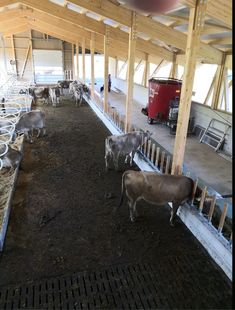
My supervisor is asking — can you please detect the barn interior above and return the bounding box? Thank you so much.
[0,0,233,308]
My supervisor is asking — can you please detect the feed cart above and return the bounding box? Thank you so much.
[141,78,194,134]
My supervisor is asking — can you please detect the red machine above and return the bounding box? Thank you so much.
[142,78,182,124]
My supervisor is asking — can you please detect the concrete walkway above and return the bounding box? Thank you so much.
[97,87,232,197]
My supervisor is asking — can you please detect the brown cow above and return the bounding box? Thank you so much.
[119,170,194,226]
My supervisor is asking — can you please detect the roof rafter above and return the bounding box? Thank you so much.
[66,0,223,63]
[22,6,174,62]
[180,0,231,28]
[0,0,227,64]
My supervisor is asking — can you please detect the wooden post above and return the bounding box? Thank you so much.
[90,33,95,98]
[0,35,7,73]
[20,43,31,78]
[208,195,216,222]
[104,26,110,113]
[165,156,171,174]
[211,53,226,110]
[151,143,156,162]
[149,59,164,79]
[71,43,74,80]
[218,203,228,233]
[115,57,118,78]
[191,178,198,204]
[76,42,79,79]
[203,72,216,105]
[144,137,148,156]
[147,139,151,159]
[170,52,178,79]
[223,68,229,112]
[29,30,35,83]
[118,59,127,77]
[125,12,137,133]
[82,38,86,83]
[171,1,207,175]
[199,186,207,213]
[142,53,149,87]
[160,151,165,173]
[155,147,160,168]
[10,35,17,75]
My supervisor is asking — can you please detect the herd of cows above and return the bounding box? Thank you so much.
[0,80,196,226]
[20,80,91,107]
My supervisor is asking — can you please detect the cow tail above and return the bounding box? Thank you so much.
[118,171,128,208]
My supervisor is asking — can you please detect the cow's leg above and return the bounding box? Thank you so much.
[27,130,33,143]
[105,153,111,171]
[170,203,180,226]
[36,128,41,138]
[128,199,137,222]
[42,127,46,136]
[130,151,134,166]
[79,96,82,106]
[113,152,120,171]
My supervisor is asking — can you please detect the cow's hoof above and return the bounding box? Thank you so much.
[170,222,175,227]
[130,217,136,222]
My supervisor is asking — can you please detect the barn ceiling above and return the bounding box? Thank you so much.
[0,0,232,64]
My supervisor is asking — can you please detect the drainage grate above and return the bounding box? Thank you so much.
[0,259,232,309]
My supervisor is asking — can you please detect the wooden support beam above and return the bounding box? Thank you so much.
[181,0,232,28]
[76,42,79,79]
[0,0,18,7]
[206,0,232,29]
[10,34,17,75]
[0,21,29,37]
[203,72,216,105]
[223,68,229,112]
[170,53,178,79]
[82,37,86,83]
[67,0,223,64]
[29,30,35,83]
[117,59,127,77]
[149,59,165,79]
[142,54,149,88]
[125,12,137,133]
[71,43,75,79]
[134,60,142,73]
[90,32,95,98]
[19,0,222,64]
[104,26,110,113]
[115,57,118,78]
[171,1,207,175]
[0,9,26,22]
[20,42,31,78]
[28,23,76,44]
[211,53,226,109]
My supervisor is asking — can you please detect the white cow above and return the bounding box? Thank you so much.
[49,87,61,107]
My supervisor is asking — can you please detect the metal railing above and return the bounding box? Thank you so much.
[0,76,33,170]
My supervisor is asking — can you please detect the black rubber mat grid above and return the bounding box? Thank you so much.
[0,259,232,310]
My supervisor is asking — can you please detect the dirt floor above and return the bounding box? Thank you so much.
[0,96,232,309]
